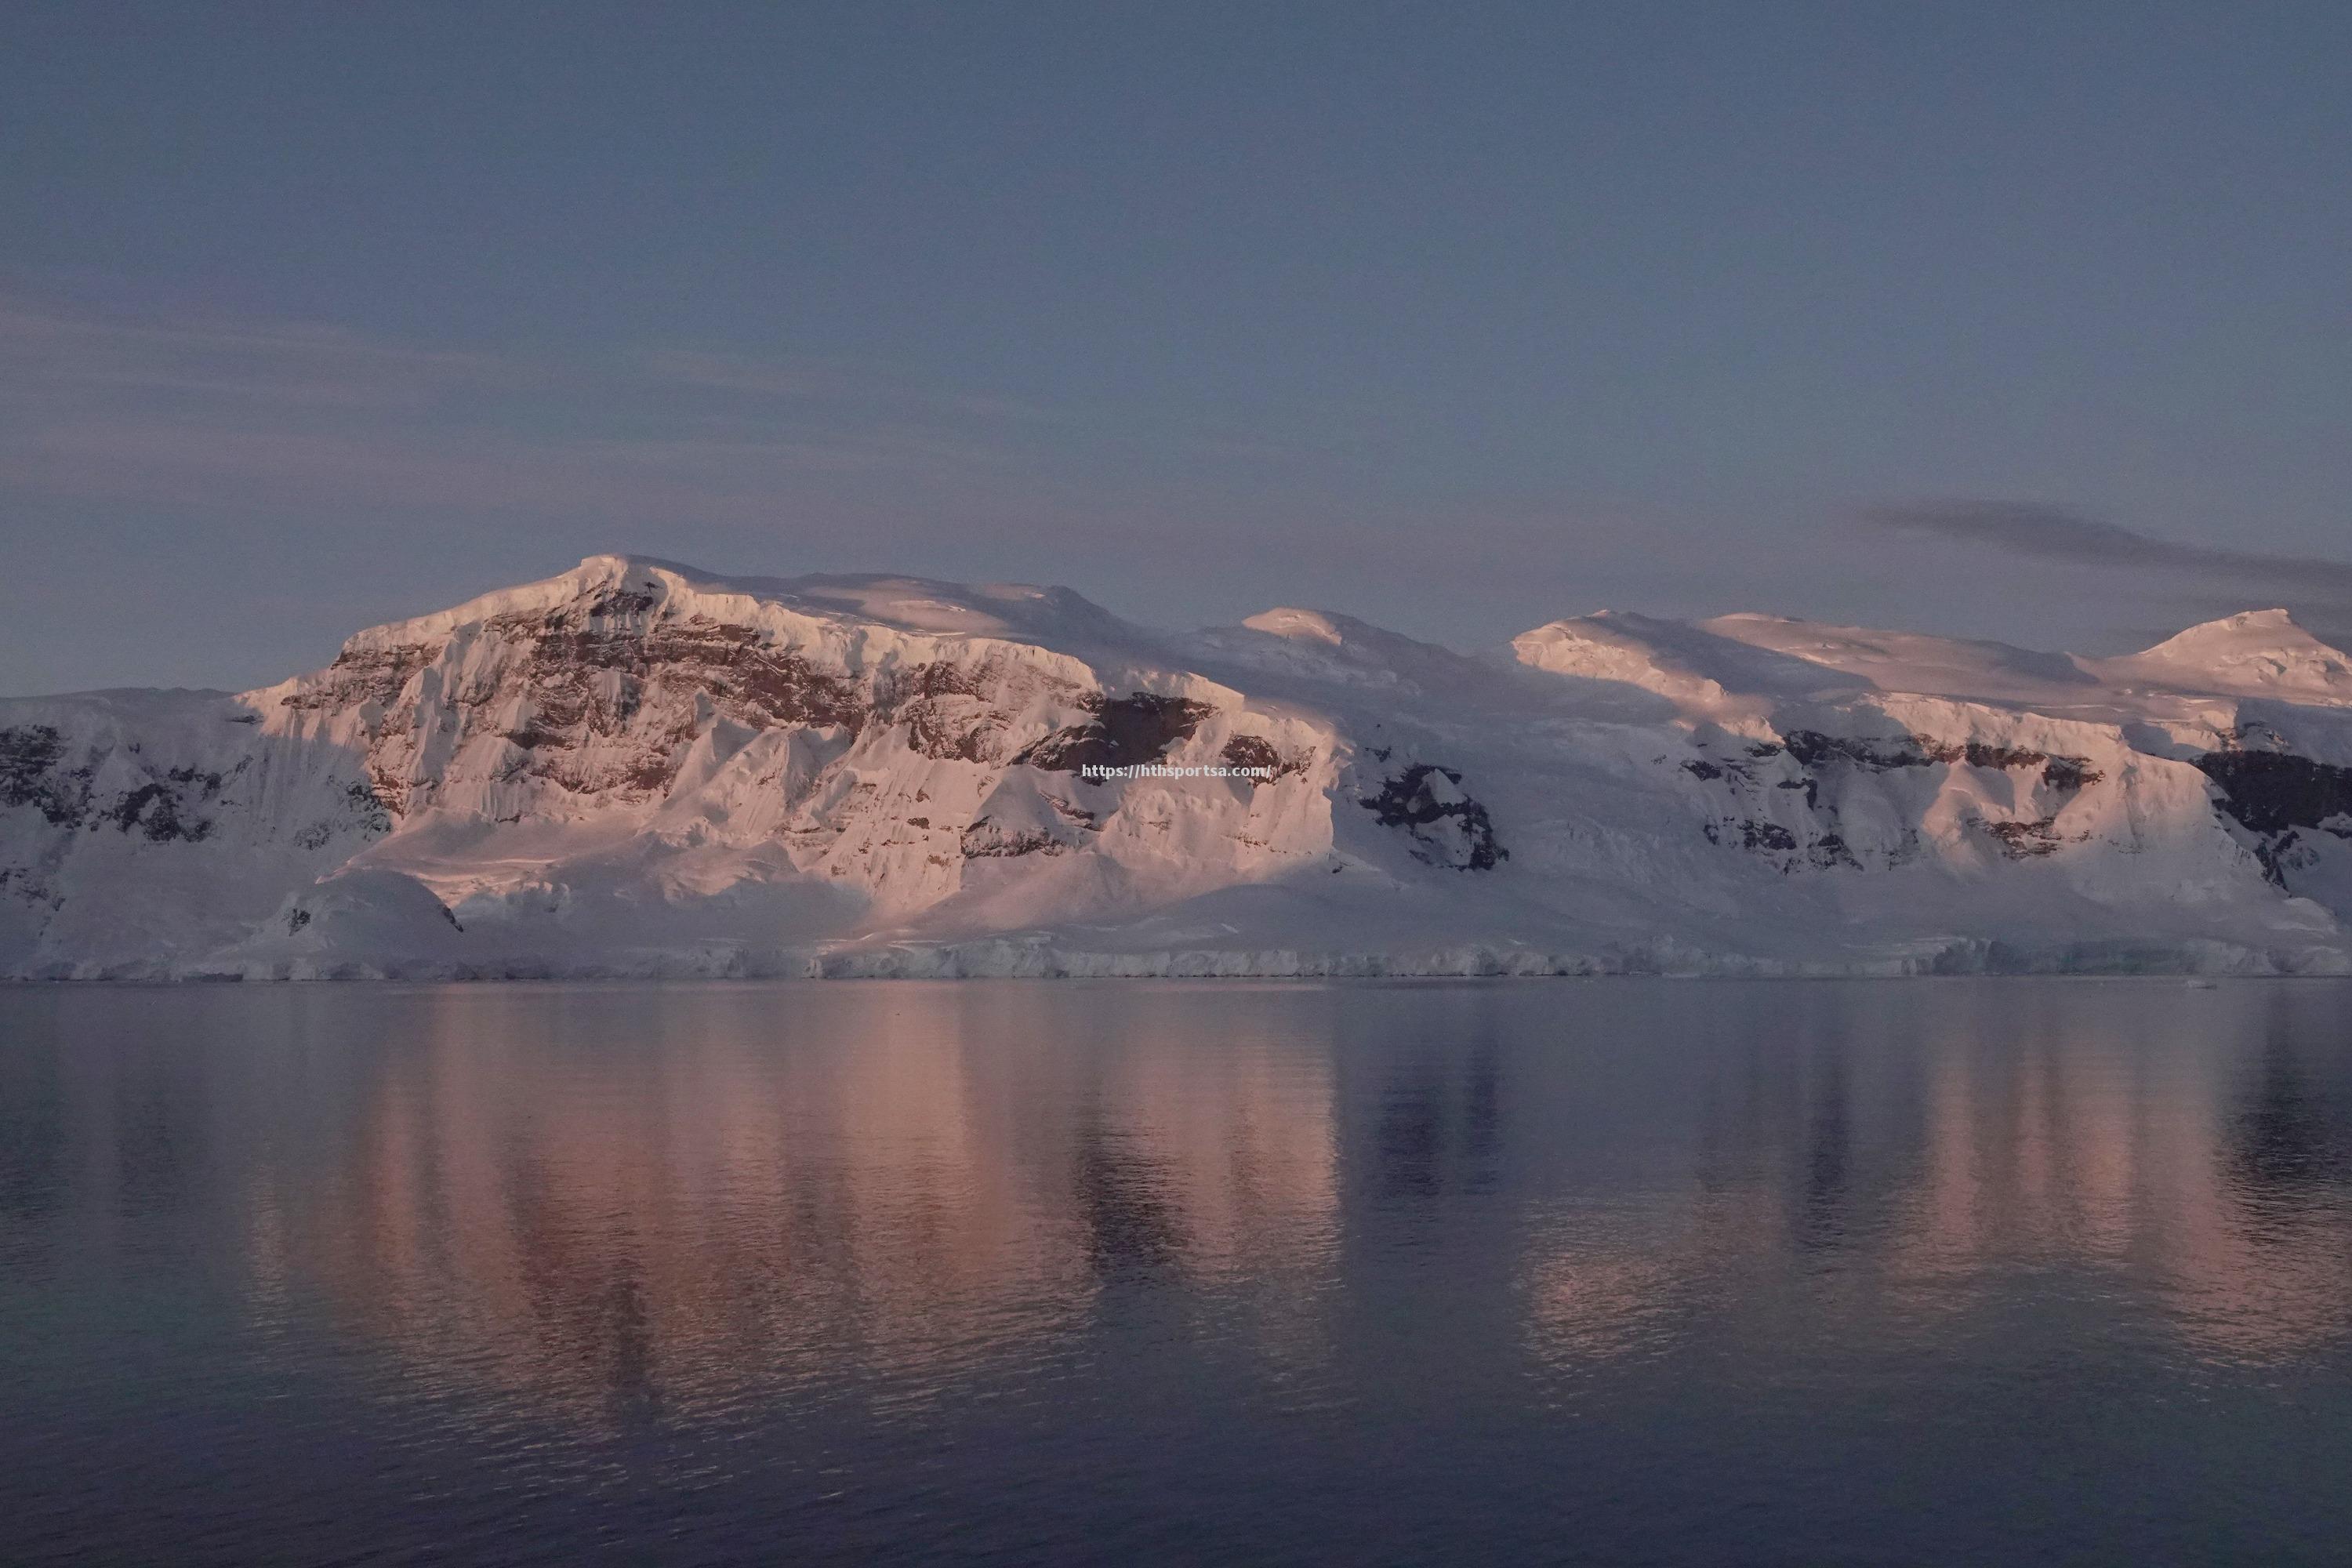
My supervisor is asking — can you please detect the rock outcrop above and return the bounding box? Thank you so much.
[5,556,2350,978]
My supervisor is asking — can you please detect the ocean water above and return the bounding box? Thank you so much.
[2,978,2350,1566]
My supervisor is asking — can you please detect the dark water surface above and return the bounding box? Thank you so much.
[4,980,2351,1566]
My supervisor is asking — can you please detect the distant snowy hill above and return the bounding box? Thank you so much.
[6,554,2352,978]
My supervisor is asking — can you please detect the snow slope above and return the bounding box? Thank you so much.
[6,554,2351,978]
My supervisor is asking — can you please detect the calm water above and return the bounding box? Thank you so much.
[3,980,2351,1566]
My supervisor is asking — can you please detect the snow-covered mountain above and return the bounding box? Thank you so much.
[6,555,2352,978]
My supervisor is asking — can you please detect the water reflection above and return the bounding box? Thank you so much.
[1513,984,2352,1373]
[223,985,1342,1421]
[5,979,2352,1430]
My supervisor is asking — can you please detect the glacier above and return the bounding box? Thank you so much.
[5,554,2351,980]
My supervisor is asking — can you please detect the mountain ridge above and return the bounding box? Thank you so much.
[5,555,2351,979]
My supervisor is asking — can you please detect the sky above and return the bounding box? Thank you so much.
[4,0,2350,695]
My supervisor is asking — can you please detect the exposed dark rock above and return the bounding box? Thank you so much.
[1359,764,1506,870]
[1809,833,1861,869]
[2249,831,2326,886]
[1782,730,1935,771]
[1720,728,2102,873]
[2037,755,2103,792]
[898,702,1004,763]
[1016,692,1214,776]
[340,593,884,804]
[1779,778,1820,808]
[1682,758,1723,781]
[1922,740,2102,791]
[1983,818,2063,857]
[1780,729,2100,792]
[1929,740,2035,771]
[521,612,866,739]
[2194,749,2352,888]
[897,662,985,701]
[2195,750,2352,836]
[0,726,87,826]
[1,728,243,843]
[1221,735,1308,781]
[1782,731,1890,770]
[339,781,393,837]
[1708,811,1862,871]
[103,782,212,842]
[583,588,660,619]
[960,817,1068,858]
[281,641,441,713]
[883,662,1011,763]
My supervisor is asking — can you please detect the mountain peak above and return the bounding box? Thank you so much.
[1241,608,1350,644]
[2107,608,2352,703]
[1200,607,1494,697]
[339,556,1131,655]
[2143,608,2305,647]
[13,558,2352,980]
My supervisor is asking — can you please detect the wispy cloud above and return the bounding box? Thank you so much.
[0,291,1089,520]
[639,347,1072,428]
[0,296,522,412]
[636,347,867,402]
[0,291,1381,548]
[1864,499,2352,602]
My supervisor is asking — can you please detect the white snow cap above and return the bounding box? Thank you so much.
[6,560,2352,980]
[2100,609,2352,705]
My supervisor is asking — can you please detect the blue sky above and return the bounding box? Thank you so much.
[5,1,2349,692]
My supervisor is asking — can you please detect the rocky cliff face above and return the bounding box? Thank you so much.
[5,555,2350,978]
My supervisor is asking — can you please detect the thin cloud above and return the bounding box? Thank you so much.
[0,290,1385,593]
[642,347,1069,428]
[2,292,1354,538]
[0,295,521,412]
[637,348,865,401]
[1865,500,2352,600]
[0,293,1081,521]
[9,417,1033,523]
